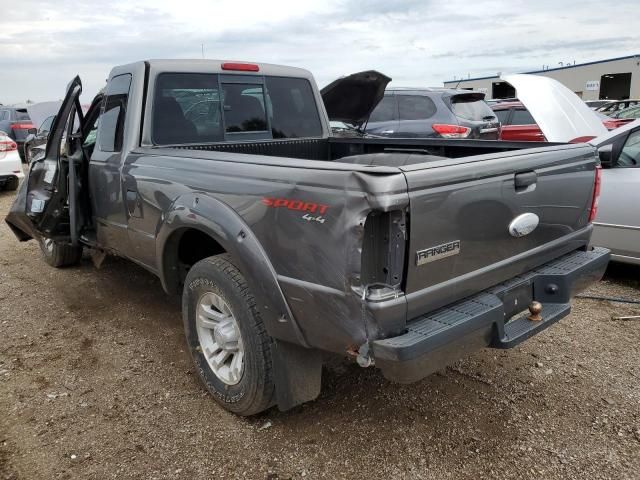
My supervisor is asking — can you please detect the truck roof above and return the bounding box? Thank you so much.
[110,59,315,80]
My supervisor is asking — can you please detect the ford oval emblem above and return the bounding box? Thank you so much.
[508,213,539,238]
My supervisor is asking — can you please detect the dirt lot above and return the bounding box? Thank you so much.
[0,189,639,480]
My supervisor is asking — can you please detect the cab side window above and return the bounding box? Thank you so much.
[98,74,132,152]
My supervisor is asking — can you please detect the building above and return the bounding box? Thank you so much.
[443,54,640,101]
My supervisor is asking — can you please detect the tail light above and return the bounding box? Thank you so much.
[588,165,602,223]
[11,122,35,130]
[569,135,596,143]
[432,124,471,138]
[0,139,17,152]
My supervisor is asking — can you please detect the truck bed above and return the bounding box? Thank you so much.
[156,136,563,162]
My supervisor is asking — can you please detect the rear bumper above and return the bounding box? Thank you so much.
[372,247,610,383]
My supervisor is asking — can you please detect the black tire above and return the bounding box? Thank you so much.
[182,254,275,416]
[39,237,83,268]
[5,177,19,191]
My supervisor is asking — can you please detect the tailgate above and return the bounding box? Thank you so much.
[400,144,597,316]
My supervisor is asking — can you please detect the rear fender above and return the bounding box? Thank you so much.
[156,193,308,347]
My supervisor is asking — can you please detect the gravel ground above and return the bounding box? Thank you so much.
[0,188,639,480]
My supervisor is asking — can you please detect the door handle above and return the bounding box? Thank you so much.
[514,171,537,190]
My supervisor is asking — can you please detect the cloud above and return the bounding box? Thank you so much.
[0,0,639,104]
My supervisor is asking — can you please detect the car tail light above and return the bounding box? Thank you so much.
[0,139,17,151]
[588,165,602,223]
[432,124,471,138]
[221,62,259,72]
[11,122,35,130]
[569,135,596,143]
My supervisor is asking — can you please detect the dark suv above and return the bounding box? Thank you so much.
[364,88,500,139]
[0,107,35,160]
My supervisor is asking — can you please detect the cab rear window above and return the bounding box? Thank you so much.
[152,73,322,145]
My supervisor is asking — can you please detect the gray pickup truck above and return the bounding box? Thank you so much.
[7,60,609,415]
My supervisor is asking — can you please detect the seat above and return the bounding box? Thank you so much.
[154,97,198,144]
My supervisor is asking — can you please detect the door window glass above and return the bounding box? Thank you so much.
[98,74,131,152]
[398,95,437,120]
[369,95,396,122]
[40,115,55,133]
[618,130,640,167]
[494,109,510,124]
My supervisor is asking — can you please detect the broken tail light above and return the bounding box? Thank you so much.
[588,165,602,223]
[360,210,407,290]
[0,139,17,152]
[432,124,471,138]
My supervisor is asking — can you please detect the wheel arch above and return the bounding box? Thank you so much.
[156,193,308,347]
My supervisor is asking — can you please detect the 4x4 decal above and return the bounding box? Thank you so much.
[262,197,329,223]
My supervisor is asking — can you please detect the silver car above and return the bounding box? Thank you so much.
[591,120,640,265]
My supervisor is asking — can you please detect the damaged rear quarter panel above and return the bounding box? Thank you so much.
[128,150,409,353]
[251,167,410,353]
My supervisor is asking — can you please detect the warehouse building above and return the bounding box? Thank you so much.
[443,54,640,101]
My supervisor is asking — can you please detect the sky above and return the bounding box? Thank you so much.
[1,0,639,105]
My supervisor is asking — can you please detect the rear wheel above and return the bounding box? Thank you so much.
[39,237,83,268]
[182,254,275,416]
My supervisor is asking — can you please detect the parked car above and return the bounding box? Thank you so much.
[23,114,55,164]
[0,132,24,190]
[596,99,640,114]
[608,105,640,121]
[491,101,544,141]
[344,87,500,139]
[585,100,611,110]
[590,120,640,265]
[0,107,35,160]
[6,64,608,416]
[493,101,627,141]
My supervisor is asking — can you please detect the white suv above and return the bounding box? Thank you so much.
[0,131,24,191]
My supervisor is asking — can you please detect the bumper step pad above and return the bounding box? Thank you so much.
[371,247,610,382]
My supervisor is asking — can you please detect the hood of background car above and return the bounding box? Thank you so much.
[321,70,391,127]
[502,74,607,142]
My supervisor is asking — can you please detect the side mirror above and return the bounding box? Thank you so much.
[597,144,615,168]
[27,127,37,135]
